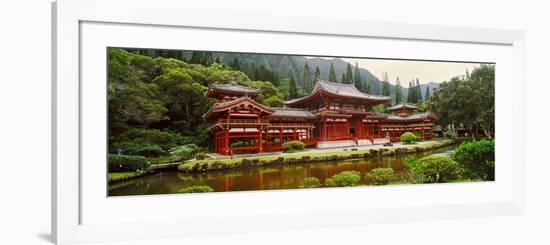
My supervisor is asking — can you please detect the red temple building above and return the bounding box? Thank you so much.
[204,80,437,155]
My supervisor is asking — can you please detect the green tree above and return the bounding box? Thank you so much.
[394,77,402,104]
[353,62,363,91]
[314,66,321,80]
[345,63,353,84]
[289,74,298,99]
[428,65,495,138]
[328,63,337,82]
[424,85,431,100]
[302,62,312,93]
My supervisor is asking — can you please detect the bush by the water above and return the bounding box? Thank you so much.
[108,154,150,172]
[326,171,361,187]
[400,132,417,144]
[452,139,495,181]
[178,185,214,193]
[366,168,394,185]
[195,152,206,160]
[419,156,462,183]
[282,140,306,153]
[169,144,199,161]
[301,177,322,188]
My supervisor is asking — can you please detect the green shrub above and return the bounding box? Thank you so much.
[366,168,394,185]
[178,185,214,193]
[452,139,495,181]
[419,156,462,183]
[400,132,417,144]
[326,171,361,187]
[301,177,322,188]
[195,152,206,160]
[113,141,166,157]
[169,144,199,161]
[403,157,426,183]
[444,130,458,140]
[282,140,306,153]
[108,154,150,172]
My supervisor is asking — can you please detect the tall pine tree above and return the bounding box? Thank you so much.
[407,81,414,103]
[328,63,337,82]
[303,62,312,93]
[415,79,422,102]
[395,77,402,105]
[340,73,346,83]
[424,86,431,100]
[289,74,298,99]
[345,63,353,84]
[353,62,362,91]
[314,66,321,80]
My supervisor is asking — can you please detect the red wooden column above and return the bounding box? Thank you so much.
[430,128,433,139]
[279,127,283,145]
[422,126,430,140]
[259,126,263,152]
[224,128,229,155]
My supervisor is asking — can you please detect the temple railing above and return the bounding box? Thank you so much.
[211,118,269,127]
[267,122,315,128]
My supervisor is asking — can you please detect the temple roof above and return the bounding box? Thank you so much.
[206,81,260,98]
[383,111,437,122]
[268,107,316,119]
[284,79,390,106]
[387,103,419,111]
[204,97,273,120]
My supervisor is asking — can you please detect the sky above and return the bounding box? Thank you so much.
[317,57,484,85]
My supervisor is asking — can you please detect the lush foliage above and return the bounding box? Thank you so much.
[301,177,322,188]
[169,144,199,161]
[178,140,456,173]
[452,139,495,181]
[108,154,150,172]
[178,185,214,193]
[366,168,394,185]
[404,155,462,183]
[444,130,458,140]
[400,132,417,144]
[282,140,306,153]
[195,152,207,160]
[428,65,495,138]
[413,156,462,183]
[325,171,361,187]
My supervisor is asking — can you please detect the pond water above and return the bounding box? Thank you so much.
[108,144,458,196]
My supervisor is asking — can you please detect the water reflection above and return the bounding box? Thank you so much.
[109,144,457,196]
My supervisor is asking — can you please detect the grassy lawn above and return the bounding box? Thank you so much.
[108,171,147,182]
[179,139,456,172]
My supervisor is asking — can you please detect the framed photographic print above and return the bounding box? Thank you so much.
[52,0,525,244]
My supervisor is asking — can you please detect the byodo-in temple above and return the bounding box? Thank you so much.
[204,80,437,155]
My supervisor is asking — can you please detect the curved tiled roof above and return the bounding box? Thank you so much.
[204,97,273,120]
[206,81,260,98]
[285,79,390,106]
[387,103,419,111]
[268,107,316,119]
[383,111,436,122]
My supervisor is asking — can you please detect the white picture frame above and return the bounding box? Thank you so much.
[52,0,525,244]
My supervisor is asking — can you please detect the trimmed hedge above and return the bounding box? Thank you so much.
[419,156,462,183]
[400,132,417,144]
[178,185,214,193]
[282,140,306,153]
[366,168,394,185]
[301,177,322,188]
[108,154,150,172]
[326,171,361,187]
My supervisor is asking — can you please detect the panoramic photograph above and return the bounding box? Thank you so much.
[107,47,495,196]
